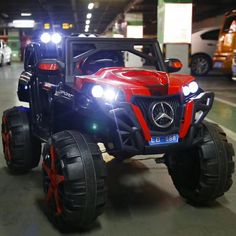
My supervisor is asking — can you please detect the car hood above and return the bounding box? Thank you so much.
[75,67,169,97]
[75,67,195,100]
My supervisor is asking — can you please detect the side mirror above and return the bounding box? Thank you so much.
[36,59,64,74]
[165,58,182,73]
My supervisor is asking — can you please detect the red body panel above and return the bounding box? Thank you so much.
[74,68,196,141]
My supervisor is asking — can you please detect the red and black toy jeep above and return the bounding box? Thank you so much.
[1,36,235,229]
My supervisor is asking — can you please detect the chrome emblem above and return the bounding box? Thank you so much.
[151,102,174,128]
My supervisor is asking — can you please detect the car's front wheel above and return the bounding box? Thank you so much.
[166,121,234,204]
[42,130,107,229]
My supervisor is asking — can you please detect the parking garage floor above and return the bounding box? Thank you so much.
[0,63,236,236]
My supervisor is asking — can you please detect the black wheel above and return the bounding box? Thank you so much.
[42,130,107,229]
[191,54,212,76]
[166,121,234,204]
[1,106,41,173]
[0,55,3,67]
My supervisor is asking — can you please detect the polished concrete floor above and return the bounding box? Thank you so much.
[0,63,236,236]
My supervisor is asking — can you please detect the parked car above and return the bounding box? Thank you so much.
[191,27,220,76]
[0,39,12,66]
[213,10,236,77]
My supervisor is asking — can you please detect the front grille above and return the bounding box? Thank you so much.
[132,95,183,134]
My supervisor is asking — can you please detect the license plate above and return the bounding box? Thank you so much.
[149,134,179,146]
[213,62,223,69]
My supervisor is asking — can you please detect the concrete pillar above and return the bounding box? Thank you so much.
[158,0,193,74]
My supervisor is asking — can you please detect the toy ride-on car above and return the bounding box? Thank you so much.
[1,36,235,229]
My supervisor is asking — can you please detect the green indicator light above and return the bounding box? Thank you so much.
[92,123,98,130]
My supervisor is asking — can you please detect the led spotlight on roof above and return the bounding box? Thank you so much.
[40,32,51,43]
[51,33,62,44]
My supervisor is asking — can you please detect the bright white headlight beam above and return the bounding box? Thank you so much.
[51,33,62,44]
[189,81,199,93]
[91,85,104,98]
[182,86,190,96]
[104,89,116,101]
[40,32,51,43]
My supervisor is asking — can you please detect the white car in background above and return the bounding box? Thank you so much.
[191,27,220,76]
[0,40,12,66]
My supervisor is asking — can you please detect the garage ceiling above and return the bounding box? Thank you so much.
[0,0,135,34]
[0,0,236,34]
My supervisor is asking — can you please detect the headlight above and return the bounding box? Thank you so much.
[91,85,119,102]
[40,32,51,43]
[40,32,62,44]
[51,33,62,44]
[182,86,190,96]
[103,88,116,101]
[91,85,104,98]
[182,81,199,96]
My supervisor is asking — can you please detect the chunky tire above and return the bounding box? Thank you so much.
[166,121,235,204]
[42,130,107,229]
[1,106,41,173]
[191,54,212,76]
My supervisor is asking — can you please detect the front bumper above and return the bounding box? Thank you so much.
[108,91,214,155]
[213,53,232,74]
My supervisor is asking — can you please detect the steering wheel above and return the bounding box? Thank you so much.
[80,58,116,75]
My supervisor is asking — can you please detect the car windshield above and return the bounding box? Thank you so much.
[72,44,158,75]
[64,38,164,80]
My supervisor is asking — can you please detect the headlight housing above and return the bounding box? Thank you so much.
[91,84,121,102]
[40,32,62,44]
[182,81,199,96]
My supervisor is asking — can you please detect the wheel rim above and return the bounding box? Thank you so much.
[1,116,12,162]
[42,145,65,216]
[192,57,209,75]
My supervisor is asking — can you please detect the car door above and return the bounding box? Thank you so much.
[199,29,220,57]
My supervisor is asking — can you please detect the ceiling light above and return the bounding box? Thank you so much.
[85,28,89,32]
[86,13,92,19]
[21,12,32,16]
[86,19,90,25]
[88,3,94,10]
[12,20,35,28]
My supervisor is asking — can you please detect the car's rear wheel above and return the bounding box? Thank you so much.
[1,106,41,173]
[166,121,234,204]
[42,130,107,229]
[191,54,211,76]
